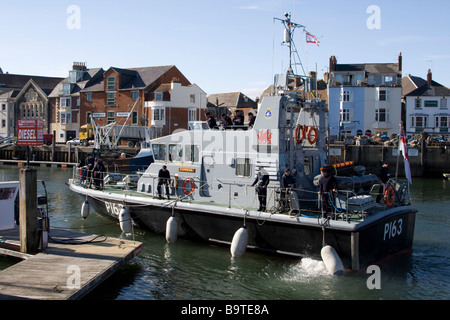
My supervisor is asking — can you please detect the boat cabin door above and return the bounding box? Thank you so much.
[200,155,214,197]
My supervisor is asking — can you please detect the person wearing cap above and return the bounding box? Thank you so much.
[318,166,337,218]
[157,165,171,199]
[377,161,391,203]
[251,166,270,211]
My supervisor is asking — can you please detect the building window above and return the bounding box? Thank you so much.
[441,98,448,109]
[107,111,115,124]
[62,83,72,95]
[411,116,427,128]
[107,77,115,90]
[379,89,390,101]
[340,108,351,122]
[415,98,421,109]
[132,91,139,101]
[107,92,115,106]
[235,158,251,177]
[132,111,138,125]
[155,92,163,101]
[86,93,92,102]
[340,90,352,102]
[1,104,5,111]
[86,112,92,124]
[375,108,388,122]
[60,112,72,124]
[1,119,5,128]
[188,108,196,122]
[190,94,196,103]
[61,97,71,108]
[152,107,165,122]
[435,116,448,128]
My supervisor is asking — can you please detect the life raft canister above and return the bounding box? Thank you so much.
[384,186,395,208]
[182,178,195,195]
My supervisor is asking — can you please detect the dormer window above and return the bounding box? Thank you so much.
[155,92,163,101]
[107,77,115,90]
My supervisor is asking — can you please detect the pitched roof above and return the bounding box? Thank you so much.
[207,92,256,109]
[0,73,63,95]
[82,65,180,92]
[334,63,400,74]
[406,82,450,97]
[49,68,104,97]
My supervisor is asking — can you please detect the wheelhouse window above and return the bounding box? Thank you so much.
[185,144,199,162]
[235,158,251,177]
[169,144,183,162]
[152,144,166,161]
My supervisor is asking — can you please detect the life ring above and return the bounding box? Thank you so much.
[182,178,195,195]
[307,127,318,144]
[384,186,395,208]
[294,125,306,144]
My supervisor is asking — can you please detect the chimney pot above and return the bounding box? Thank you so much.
[427,69,432,85]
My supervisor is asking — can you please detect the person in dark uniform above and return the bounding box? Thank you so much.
[281,168,295,207]
[318,166,337,218]
[157,165,171,199]
[377,161,391,203]
[221,113,232,127]
[248,112,255,128]
[251,167,270,211]
[205,112,218,129]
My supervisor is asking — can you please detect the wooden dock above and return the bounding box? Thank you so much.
[0,228,143,300]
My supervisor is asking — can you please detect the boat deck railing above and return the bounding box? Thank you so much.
[71,167,411,221]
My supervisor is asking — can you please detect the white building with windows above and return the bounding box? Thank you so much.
[404,70,450,137]
[327,54,402,139]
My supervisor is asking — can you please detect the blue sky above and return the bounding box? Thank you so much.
[1,0,449,99]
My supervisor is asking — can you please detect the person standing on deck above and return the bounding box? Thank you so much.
[251,167,270,211]
[318,166,337,218]
[157,165,171,199]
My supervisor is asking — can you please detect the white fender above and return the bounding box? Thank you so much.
[321,245,344,276]
[81,200,90,219]
[165,216,178,243]
[119,208,132,233]
[230,226,248,258]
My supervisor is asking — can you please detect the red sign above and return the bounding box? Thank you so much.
[257,129,272,145]
[17,119,44,146]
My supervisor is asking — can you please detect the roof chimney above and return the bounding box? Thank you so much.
[427,69,432,85]
[329,56,337,72]
[72,62,87,71]
[398,52,402,72]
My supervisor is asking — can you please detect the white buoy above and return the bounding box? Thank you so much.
[165,216,178,243]
[230,226,248,258]
[81,200,90,219]
[321,245,344,276]
[119,208,132,233]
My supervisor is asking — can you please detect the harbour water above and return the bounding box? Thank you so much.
[0,164,448,301]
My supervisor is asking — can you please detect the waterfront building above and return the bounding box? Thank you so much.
[81,65,206,140]
[327,54,402,139]
[0,71,63,138]
[48,62,104,142]
[403,70,450,138]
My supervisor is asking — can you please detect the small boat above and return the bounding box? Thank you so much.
[68,14,417,273]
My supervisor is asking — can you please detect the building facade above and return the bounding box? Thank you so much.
[0,73,63,138]
[404,70,450,138]
[327,54,402,139]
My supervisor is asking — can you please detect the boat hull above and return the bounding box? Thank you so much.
[72,184,416,271]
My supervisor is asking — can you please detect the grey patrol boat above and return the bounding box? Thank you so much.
[69,14,417,273]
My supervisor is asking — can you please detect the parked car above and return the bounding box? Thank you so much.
[66,138,80,145]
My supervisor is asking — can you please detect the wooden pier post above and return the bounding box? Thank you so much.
[19,167,39,254]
